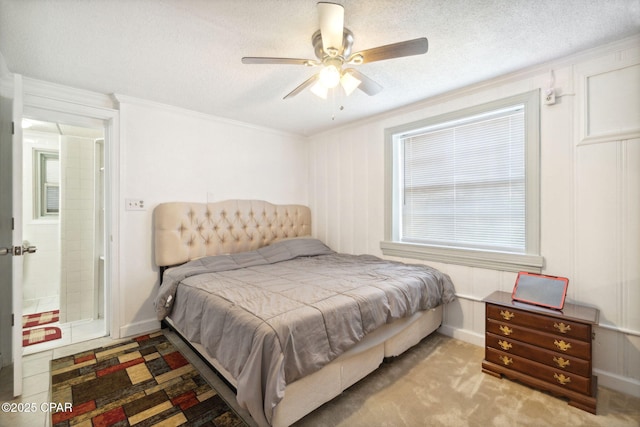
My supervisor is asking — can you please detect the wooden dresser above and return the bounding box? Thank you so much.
[482,290,599,414]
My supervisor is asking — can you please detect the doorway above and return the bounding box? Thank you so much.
[20,118,107,354]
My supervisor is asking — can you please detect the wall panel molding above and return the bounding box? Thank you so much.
[576,59,640,146]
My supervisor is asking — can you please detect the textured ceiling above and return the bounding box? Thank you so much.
[1,0,639,136]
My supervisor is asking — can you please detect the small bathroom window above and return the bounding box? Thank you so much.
[35,150,59,217]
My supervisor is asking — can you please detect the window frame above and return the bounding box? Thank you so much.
[34,149,60,218]
[382,90,543,273]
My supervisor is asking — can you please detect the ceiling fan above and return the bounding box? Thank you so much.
[241,2,429,100]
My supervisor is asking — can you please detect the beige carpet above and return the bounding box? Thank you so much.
[171,330,640,427]
[290,333,639,427]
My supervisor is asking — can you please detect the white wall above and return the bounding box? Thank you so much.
[115,97,309,337]
[308,35,640,397]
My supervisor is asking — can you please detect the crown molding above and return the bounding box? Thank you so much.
[22,77,116,111]
[113,93,304,139]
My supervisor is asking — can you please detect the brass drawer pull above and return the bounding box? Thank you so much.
[499,325,513,336]
[553,356,571,368]
[554,322,572,334]
[500,310,515,321]
[498,340,512,351]
[499,356,513,366]
[554,373,572,385]
[554,339,572,352]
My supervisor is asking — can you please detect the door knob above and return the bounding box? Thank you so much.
[0,245,37,256]
[22,245,37,254]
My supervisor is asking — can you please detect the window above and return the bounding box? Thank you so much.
[35,150,59,217]
[383,90,543,272]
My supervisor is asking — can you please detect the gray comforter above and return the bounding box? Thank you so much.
[155,238,455,426]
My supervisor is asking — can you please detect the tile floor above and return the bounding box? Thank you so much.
[21,295,107,355]
[0,295,110,426]
[22,318,107,356]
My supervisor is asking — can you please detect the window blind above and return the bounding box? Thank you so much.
[44,183,59,213]
[401,106,525,253]
[40,153,60,215]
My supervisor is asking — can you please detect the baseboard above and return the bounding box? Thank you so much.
[437,324,484,347]
[119,319,161,339]
[594,368,640,399]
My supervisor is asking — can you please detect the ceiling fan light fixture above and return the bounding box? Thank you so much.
[310,81,329,99]
[340,71,361,96]
[319,64,341,88]
[242,3,429,100]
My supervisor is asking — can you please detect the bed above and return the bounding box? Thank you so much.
[153,200,456,427]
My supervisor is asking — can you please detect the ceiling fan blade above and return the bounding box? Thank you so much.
[242,57,319,66]
[283,74,320,99]
[317,2,344,55]
[349,37,428,64]
[344,68,383,96]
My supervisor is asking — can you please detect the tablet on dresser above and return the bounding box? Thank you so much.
[512,271,569,310]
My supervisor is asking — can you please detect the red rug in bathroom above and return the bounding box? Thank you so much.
[22,309,60,328]
[23,327,62,347]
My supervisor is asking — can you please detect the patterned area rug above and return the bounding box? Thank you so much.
[23,309,60,328]
[23,326,62,347]
[50,331,247,427]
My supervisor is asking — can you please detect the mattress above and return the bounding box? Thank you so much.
[166,305,443,427]
[155,238,456,426]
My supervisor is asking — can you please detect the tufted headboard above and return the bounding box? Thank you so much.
[154,200,311,267]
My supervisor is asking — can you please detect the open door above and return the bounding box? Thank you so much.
[0,76,15,390]
[0,73,30,397]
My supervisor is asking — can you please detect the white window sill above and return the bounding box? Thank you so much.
[380,241,544,273]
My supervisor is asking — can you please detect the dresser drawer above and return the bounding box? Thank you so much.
[486,347,592,395]
[483,291,599,414]
[487,304,591,341]
[487,319,590,359]
[486,332,591,376]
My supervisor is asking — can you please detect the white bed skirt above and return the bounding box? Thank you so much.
[167,305,443,427]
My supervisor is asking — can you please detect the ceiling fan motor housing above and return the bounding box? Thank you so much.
[313,28,354,61]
